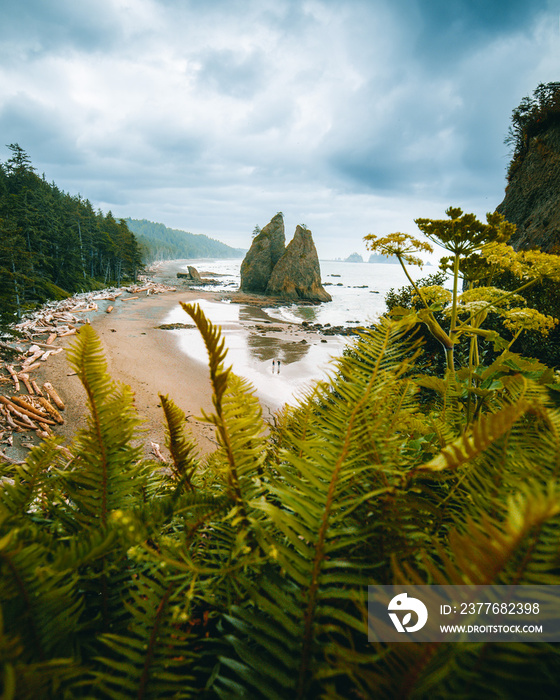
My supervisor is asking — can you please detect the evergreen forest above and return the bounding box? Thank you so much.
[126,218,245,262]
[0,145,143,328]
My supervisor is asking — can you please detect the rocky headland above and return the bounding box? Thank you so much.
[497,114,560,252]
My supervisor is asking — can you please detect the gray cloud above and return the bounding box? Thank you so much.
[0,0,558,258]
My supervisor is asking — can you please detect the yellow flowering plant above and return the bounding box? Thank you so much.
[365,207,560,424]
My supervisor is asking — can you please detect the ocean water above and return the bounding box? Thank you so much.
[164,259,433,409]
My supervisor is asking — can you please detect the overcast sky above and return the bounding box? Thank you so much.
[1,0,559,259]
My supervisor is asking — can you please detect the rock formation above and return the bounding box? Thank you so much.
[497,121,560,252]
[240,213,285,293]
[265,225,332,302]
[177,266,202,281]
[239,215,331,302]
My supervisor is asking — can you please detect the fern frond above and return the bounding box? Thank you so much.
[179,303,268,525]
[0,539,83,661]
[94,566,200,699]
[0,438,62,517]
[215,317,424,699]
[371,481,560,699]
[416,399,531,473]
[159,394,199,494]
[61,324,146,528]
[179,302,231,410]
[439,481,560,586]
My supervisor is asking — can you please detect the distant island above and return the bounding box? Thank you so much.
[345,252,364,263]
[367,253,400,264]
[126,218,246,262]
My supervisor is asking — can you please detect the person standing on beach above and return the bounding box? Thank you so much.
[272,360,276,373]
[277,359,281,373]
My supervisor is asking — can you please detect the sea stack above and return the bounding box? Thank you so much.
[266,225,332,302]
[239,216,331,303]
[240,213,285,293]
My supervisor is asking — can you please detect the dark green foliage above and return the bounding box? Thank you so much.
[2,305,560,698]
[505,81,560,180]
[489,271,560,369]
[126,218,245,262]
[384,270,452,378]
[0,144,143,328]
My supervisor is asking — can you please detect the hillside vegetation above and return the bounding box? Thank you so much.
[126,218,245,262]
[505,81,560,181]
[0,145,143,329]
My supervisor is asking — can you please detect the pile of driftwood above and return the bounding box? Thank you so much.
[1,278,177,453]
[13,281,177,338]
[0,336,67,445]
[0,382,64,440]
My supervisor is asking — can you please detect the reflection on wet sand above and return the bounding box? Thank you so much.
[164,297,346,410]
[246,333,310,364]
[239,305,274,323]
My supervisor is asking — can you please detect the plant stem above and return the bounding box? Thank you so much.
[449,253,460,342]
[396,254,430,310]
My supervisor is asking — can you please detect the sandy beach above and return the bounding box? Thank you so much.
[6,260,344,462]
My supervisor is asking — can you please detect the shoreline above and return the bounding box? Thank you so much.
[1,260,348,463]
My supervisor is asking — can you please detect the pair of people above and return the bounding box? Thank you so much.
[272,359,281,374]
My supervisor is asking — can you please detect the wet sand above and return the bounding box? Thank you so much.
[40,286,221,456]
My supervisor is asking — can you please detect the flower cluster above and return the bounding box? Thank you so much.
[364,232,433,267]
[481,242,560,283]
[501,307,559,336]
[415,208,515,256]
[412,285,452,307]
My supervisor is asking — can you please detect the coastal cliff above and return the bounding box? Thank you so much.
[497,89,560,252]
[240,215,331,303]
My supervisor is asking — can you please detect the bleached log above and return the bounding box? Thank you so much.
[6,366,19,392]
[20,363,41,373]
[46,333,57,345]
[5,413,22,431]
[40,348,63,361]
[4,402,37,430]
[18,373,34,394]
[43,382,65,410]
[151,442,166,462]
[8,396,56,425]
[72,305,98,313]
[35,396,64,424]
[22,350,43,368]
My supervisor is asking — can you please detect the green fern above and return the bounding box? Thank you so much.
[61,323,146,528]
[95,565,201,699]
[214,317,430,698]
[2,303,560,699]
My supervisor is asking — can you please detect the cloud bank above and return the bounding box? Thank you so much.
[0,0,558,258]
